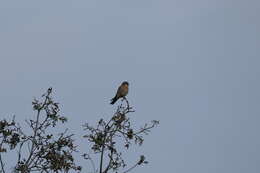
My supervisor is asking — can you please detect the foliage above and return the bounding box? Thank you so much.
[0,88,158,173]
[0,88,80,173]
[82,98,159,173]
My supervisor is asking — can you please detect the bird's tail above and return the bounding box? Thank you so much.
[110,96,118,105]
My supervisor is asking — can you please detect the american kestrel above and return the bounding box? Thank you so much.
[110,81,129,105]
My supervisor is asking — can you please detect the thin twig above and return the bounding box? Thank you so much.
[0,139,5,173]
[122,163,139,173]
[0,154,5,173]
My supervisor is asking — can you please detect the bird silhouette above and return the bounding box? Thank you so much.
[110,81,129,104]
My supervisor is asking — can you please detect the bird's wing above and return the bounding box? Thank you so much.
[116,85,123,98]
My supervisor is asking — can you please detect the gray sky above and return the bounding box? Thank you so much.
[0,0,259,173]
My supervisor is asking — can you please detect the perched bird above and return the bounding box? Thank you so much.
[110,81,129,104]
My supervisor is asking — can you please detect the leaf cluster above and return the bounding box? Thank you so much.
[83,98,159,173]
[0,88,81,173]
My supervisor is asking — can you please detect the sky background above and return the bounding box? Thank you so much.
[0,0,259,173]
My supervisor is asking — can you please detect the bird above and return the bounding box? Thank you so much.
[110,81,129,104]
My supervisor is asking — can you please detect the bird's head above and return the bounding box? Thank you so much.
[122,81,129,86]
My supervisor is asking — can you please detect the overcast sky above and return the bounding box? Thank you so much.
[0,0,259,173]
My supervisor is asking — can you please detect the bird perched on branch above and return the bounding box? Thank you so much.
[110,81,129,104]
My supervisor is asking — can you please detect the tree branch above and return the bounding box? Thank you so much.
[0,153,5,173]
